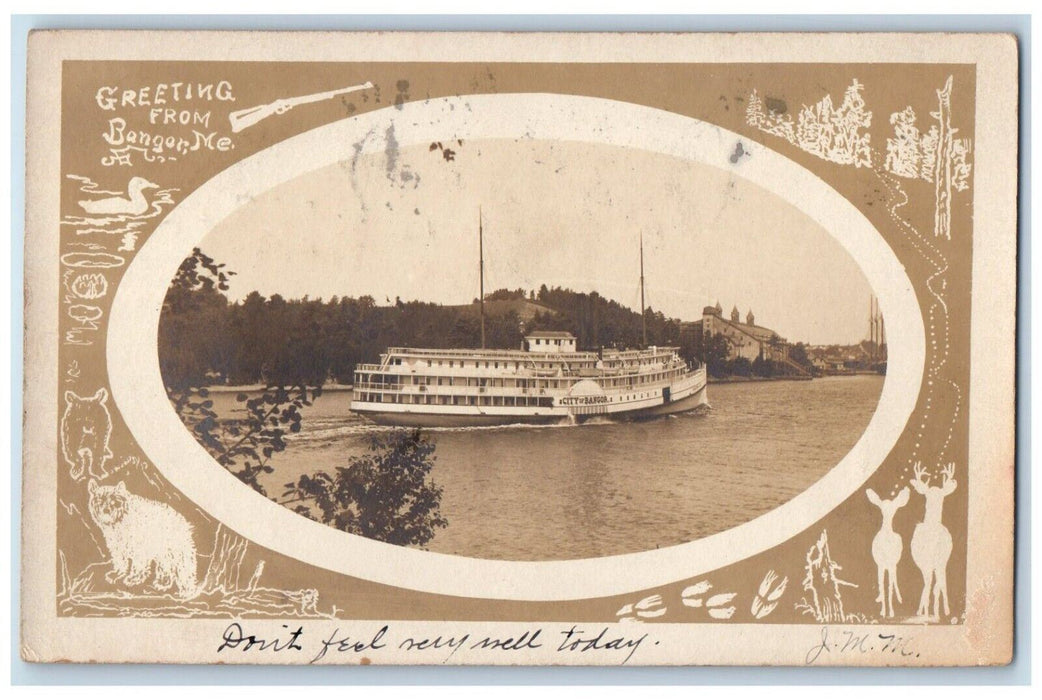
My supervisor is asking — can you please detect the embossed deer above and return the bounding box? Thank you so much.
[909,462,957,620]
[866,486,909,618]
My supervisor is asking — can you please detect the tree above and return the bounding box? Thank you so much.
[919,125,939,182]
[951,138,973,192]
[161,250,447,547]
[745,89,766,128]
[830,79,873,167]
[159,248,236,391]
[790,342,815,374]
[703,332,731,378]
[282,429,447,547]
[172,385,319,497]
[885,106,922,178]
[731,356,753,377]
[796,96,835,158]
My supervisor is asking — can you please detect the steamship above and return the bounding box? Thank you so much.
[350,219,708,427]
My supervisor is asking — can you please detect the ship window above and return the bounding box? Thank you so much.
[468,396,476,406]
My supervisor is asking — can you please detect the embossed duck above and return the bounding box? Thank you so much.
[78,176,159,216]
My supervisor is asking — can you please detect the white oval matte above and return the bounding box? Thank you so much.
[107,93,924,601]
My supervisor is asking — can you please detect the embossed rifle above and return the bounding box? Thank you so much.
[228,81,374,133]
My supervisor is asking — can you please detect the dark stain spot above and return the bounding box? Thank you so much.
[394,80,410,110]
[360,657,372,666]
[384,124,399,178]
[428,141,457,162]
[729,142,749,164]
[764,97,788,115]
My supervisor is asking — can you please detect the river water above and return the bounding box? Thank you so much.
[208,375,883,561]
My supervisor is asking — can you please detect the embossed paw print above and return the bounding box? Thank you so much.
[681,580,737,619]
[615,594,667,623]
[750,569,789,620]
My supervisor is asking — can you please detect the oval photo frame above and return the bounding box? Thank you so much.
[107,93,924,601]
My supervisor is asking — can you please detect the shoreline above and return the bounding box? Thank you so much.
[202,372,882,393]
[205,383,354,393]
[709,374,812,384]
[708,372,882,384]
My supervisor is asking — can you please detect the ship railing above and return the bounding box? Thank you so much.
[353,381,404,391]
[353,372,701,400]
[383,346,600,360]
[355,362,693,387]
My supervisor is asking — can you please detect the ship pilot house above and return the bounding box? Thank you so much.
[524,331,577,353]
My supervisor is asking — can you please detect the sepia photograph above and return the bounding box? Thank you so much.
[158,134,884,560]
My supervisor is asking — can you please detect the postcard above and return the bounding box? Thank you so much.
[20,30,1018,665]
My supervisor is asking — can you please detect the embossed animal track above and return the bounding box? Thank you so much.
[615,594,666,623]
[750,569,789,619]
[681,580,737,619]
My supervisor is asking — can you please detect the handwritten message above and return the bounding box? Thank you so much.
[804,626,921,665]
[93,81,236,166]
[217,623,654,665]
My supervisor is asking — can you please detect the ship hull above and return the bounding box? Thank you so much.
[358,411,565,428]
[627,382,709,419]
[352,377,709,428]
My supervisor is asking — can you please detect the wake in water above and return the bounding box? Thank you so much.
[290,406,711,444]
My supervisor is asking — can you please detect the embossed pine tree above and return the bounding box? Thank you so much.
[745,89,766,129]
[829,79,873,167]
[885,106,923,179]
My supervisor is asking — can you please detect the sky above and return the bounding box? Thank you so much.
[200,138,874,345]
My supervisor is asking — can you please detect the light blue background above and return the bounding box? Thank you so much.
[9,13,1031,685]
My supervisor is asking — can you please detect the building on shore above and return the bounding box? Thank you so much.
[680,301,792,363]
[806,340,886,375]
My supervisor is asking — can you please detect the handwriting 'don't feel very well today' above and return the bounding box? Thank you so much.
[217,623,652,665]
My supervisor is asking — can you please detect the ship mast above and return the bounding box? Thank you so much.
[869,296,875,358]
[479,208,485,350]
[640,231,647,347]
